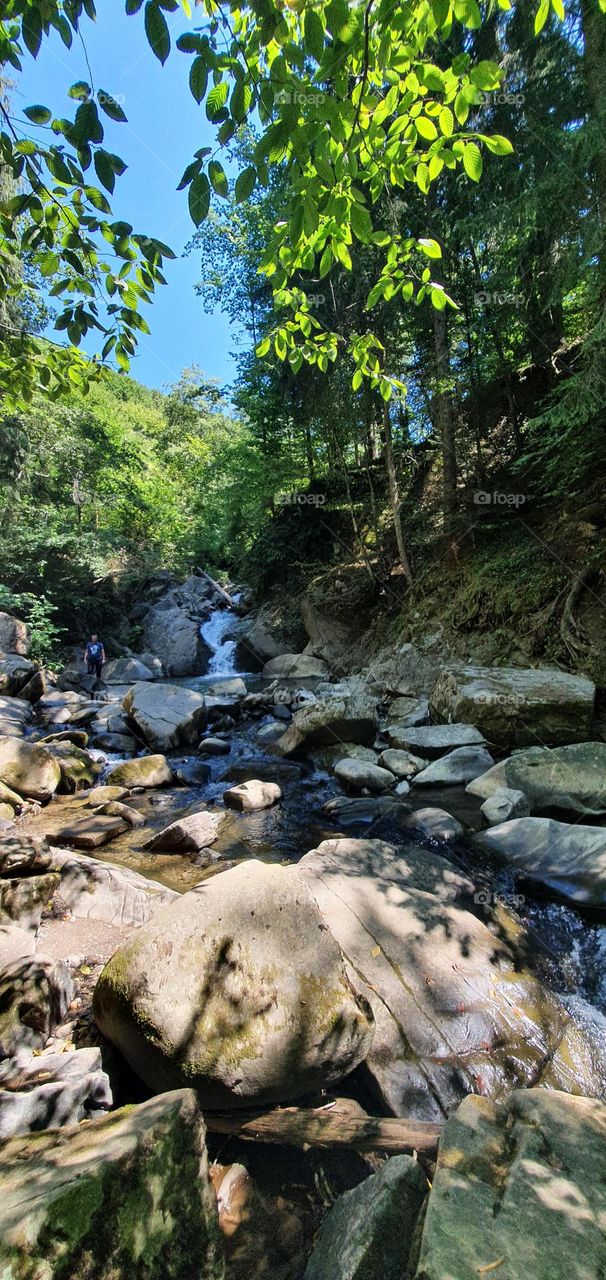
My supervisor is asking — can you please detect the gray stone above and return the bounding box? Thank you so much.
[222,758,303,784]
[0,612,30,656]
[0,656,36,697]
[123,681,207,752]
[48,742,101,793]
[322,795,411,825]
[415,1090,606,1280]
[0,872,59,932]
[297,838,605,1121]
[334,759,396,793]
[144,811,224,853]
[274,694,378,756]
[198,737,230,756]
[378,749,428,778]
[431,664,595,748]
[0,1069,112,1140]
[103,656,155,683]
[304,1154,426,1280]
[413,745,495,786]
[106,754,174,788]
[0,737,61,802]
[475,816,606,907]
[0,1089,224,1279]
[47,848,177,927]
[223,780,281,811]
[0,925,34,967]
[93,732,138,753]
[481,787,530,825]
[388,723,485,757]
[93,860,374,1107]
[172,759,213,786]
[401,807,464,841]
[0,957,73,1059]
[387,696,430,727]
[205,677,246,697]
[143,602,205,677]
[97,801,144,828]
[467,742,606,816]
[87,785,128,805]
[262,653,330,682]
[50,814,129,850]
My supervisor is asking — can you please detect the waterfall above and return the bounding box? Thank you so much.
[200,607,238,676]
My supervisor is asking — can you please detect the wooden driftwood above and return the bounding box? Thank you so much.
[203,1103,443,1156]
[196,567,235,608]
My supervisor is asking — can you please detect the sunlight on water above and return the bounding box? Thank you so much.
[200,607,238,675]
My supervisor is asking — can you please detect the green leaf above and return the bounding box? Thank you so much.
[145,2,171,64]
[256,336,271,357]
[235,166,256,203]
[463,141,483,182]
[304,8,325,61]
[416,115,438,141]
[188,171,211,224]
[68,81,92,101]
[439,106,454,136]
[483,134,514,156]
[74,101,104,145]
[206,81,228,120]
[209,160,229,198]
[534,0,550,32]
[24,105,52,125]
[350,202,373,243]
[98,91,127,122]
[22,8,43,58]
[189,56,208,104]
[417,237,442,259]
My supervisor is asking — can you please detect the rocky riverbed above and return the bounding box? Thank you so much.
[1,582,606,1278]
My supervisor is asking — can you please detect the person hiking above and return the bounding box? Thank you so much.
[84,634,105,681]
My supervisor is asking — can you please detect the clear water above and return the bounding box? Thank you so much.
[199,607,238,675]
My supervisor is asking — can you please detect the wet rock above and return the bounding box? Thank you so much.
[401,807,464,841]
[106,754,174,789]
[198,737,231,756]
[42,730,89,748]
[0,612,30,656]
[475,816,606,907]
[378,749,428,778]
[0,872,60,932]
[415,1090,606,1280]
[297,838,603,1121]
[87,785,128,805]
[322,795,411,825]
[413,745,495,786]
[123,681,207,752]
[172,759,213,786]
[93,731,138,754]
[0,957,73,1059]
[0,1088,224,1278]
[97,800,144,828]
[223,780,281,811]
[274,694,378,756]
[94,860,374,1107]
[46,848,177,926]
[144,811,224,853]
[388,723,485,756]
[387,696,430,727]
[312,743,379,769]
[480,787,530,825]
[143,602,206,677]
[222,757,304,784]
[236,611,289,665]
[0,738,61,802]
[431,664,595,748]
[50,814,129,850]
[103,656,155,683]
[467,742,606,816]
[206,677,247,697]
[304,1155,426,1280]
[255,722,285,749]
[48,742,101,793]
[334,759,396,793]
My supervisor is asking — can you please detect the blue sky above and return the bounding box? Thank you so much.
[15,0,240,392]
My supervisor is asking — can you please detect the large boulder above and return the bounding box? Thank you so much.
[304,1154,426,1280]
[262,653,330,683]
[144,811,224,853]
[273,694,378,756]
[47,847,177,927]
[0,957,73,1059]
[223,780,281,811]
[334,759,396,793]
[235,611,290,667]
[106,755,174,789]
[388,723,485,757]
[93,860,375,1108]
[0,1089,224,1280]
[414,1090,606,1280]
[431,665,595,748]
[297,838,606,1122]
[103,656,155,684]
[142,603,205,677]
[123,681,207,752]
[0,612,30,657]
[412,745,494,786]
[0,655,35,696]
[467,742,606,816]
[475,816,606,907]
[480,787,530,825]
[48,741,101,793]
[0,737,61,802]
[0,871,60,933]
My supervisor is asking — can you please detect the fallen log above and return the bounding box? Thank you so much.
[196,566,234,608]
[203,1102,443,1155]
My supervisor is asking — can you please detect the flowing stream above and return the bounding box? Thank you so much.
[199,606,238,676]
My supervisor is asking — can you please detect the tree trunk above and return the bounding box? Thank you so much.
[382,398,413,585]
[204,1101,442,1156]
[432,302,458,533]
